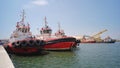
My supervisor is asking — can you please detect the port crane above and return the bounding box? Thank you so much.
[73,29,107,42]
[91,29,107,42]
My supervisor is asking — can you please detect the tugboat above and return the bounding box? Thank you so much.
[55,22,66,38]
[36,17,80,50]
[4,10,45,55]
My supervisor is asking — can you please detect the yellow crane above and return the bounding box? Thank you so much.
[92,29,107,42]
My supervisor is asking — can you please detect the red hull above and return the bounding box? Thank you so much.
[4,39,45,55]
[43,37,79,50]
[44,42,76,50]
[7,47,41,54]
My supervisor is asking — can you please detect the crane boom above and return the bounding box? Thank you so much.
[92,29,107,38]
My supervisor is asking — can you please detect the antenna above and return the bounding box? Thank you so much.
[58,22,61,31]
[44,16,47,27]
[21,9,25,23]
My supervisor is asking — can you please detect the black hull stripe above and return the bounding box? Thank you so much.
[46,37,76,45]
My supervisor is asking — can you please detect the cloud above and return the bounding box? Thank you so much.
[32,0,48,6]
[23,0,48,9]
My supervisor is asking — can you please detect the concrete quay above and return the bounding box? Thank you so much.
[0,45,14,68]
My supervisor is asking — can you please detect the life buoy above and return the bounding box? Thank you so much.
[15,41,21,46]
[21,40,27,47]
[76,40,80,43]
[40,40,46,46]
[12,42,16,47]
[28,40,35,46]
[35,40,41,46]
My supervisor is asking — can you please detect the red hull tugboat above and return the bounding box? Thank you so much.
[4,10,45,55]
[36,17,80,50]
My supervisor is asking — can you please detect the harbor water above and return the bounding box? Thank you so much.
[10,42,120,68]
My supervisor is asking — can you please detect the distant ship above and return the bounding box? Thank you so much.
[36,17,80,50]
[4,10,45,55]
[103,36,116,43]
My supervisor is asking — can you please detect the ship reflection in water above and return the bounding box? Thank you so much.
[10,42,120,68]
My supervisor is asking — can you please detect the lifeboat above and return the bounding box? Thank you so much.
[4,10,45,55]
[36,17,80,50]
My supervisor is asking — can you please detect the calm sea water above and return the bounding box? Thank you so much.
[10,42,120,68]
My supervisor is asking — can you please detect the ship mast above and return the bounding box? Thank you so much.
[58,22,61,32]
[16,10,26,28]
[21,10,25,23]
[44,16,47,27]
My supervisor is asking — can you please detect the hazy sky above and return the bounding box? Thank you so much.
[0,0,120,39]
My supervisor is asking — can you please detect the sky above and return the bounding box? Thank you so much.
[0,0,120,39]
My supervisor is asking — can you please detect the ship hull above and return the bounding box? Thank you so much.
[103,40,116,43]
[4,40,45,55]
[44,37,80,50]
[6,47,42,55]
